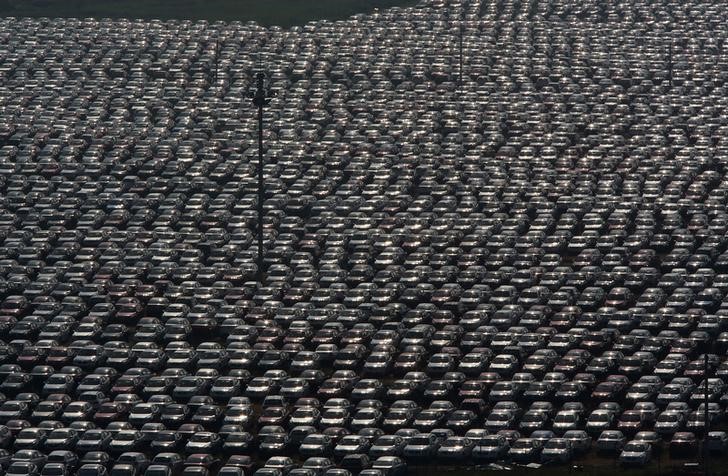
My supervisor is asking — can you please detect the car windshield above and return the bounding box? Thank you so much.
[658,414,678,422]
[410,436,431,445]
[442,439,464,448]
[624,443,648,452]
[489,413,509,422]
[546,440,568,449]
[522,413,543,422]
[479,438,502,447]
[513,440,533,449]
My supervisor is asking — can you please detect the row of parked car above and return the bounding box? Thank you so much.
[1,0,728,474]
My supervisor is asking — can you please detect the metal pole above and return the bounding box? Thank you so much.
[704,350,709,476]
[252,71,268,284]
[657,446,661,476]
[214,38,219,84]
[668,42,672,88]
[459,21,464,92]
[257,93,264,283]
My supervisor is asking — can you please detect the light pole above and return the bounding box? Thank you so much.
[668,41,672,88]
[459,21,464,92]
[250,71,273,284]
[214,38,219,84]
[704,350,710,476]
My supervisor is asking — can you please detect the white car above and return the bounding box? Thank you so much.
[619,441,652,466]
[540,438,574,464]
[596,430,626,453]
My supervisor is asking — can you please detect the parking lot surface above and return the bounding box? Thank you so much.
[1,0,728,475]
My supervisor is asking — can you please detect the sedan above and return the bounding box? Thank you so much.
[369,435,406,458]
[436,437,475,462]
[402,433,439,460]
[540,438,574,464]
[596,430,626,454]
[508,438,543,463]
[334,435,371,459]
[299,434,334,458]
[485,411,517,432]
[562,430,591,453]
[472,435,509,462]
[619,441,652,466]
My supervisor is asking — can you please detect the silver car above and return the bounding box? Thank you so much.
[552,411,581,434]
[437,436,475,462]
[654,411,685,435]
[619,441,652,466]
[472,434,509,462]
[540,438,573,464]
[563,430,591,453]
[508,438,543,463]
[596,430,626,453]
